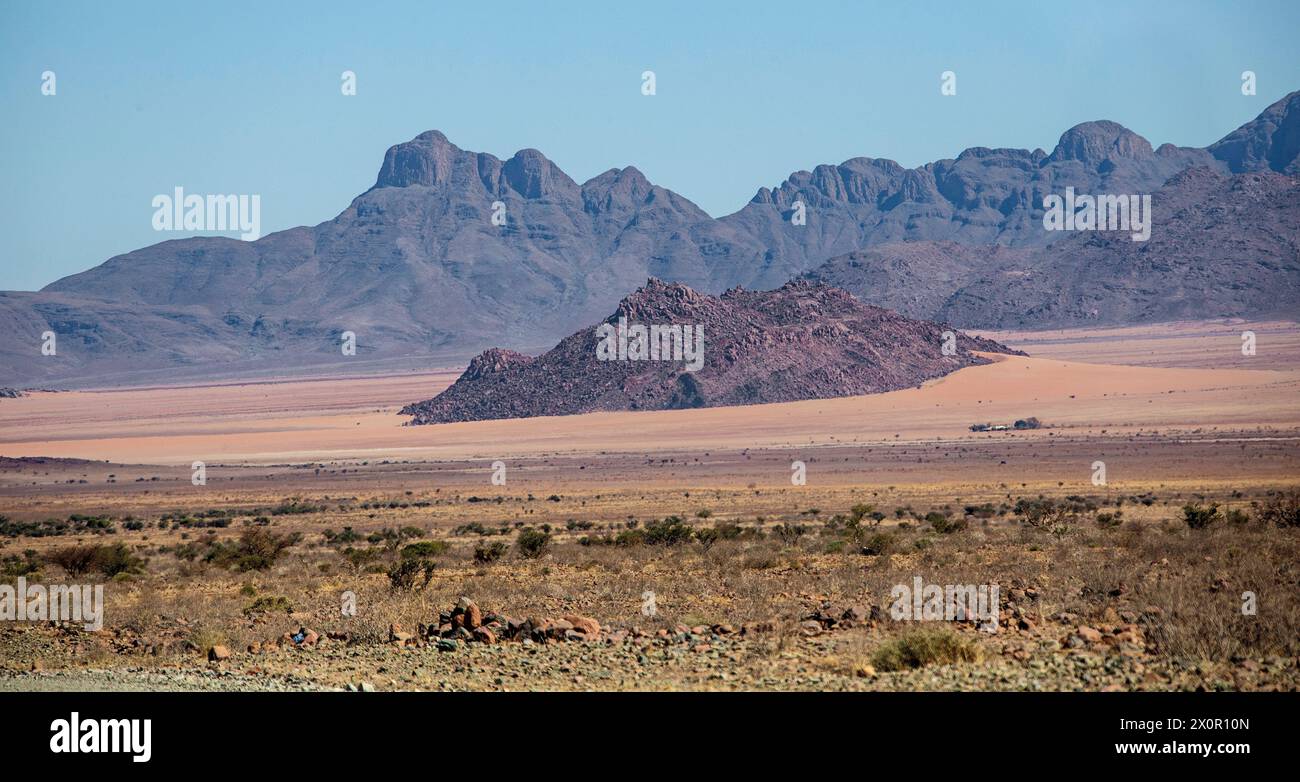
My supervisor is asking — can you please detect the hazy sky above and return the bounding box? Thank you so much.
[2,0,1298,291]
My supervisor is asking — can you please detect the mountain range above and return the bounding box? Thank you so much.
[2,90,1297,388]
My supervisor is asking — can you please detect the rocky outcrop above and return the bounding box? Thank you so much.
[400,279,1022,424]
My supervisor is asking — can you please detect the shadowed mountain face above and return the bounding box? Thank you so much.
[2,91,1297,387]
[399,279,1023,424]
[803,167,1300,328]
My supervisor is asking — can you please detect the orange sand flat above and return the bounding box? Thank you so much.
[1,354,1296,466]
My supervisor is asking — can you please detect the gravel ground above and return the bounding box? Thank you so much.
[3,628,1296,692]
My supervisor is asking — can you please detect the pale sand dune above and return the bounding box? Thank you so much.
[1,353,1296,466]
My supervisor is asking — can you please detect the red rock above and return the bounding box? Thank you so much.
[1076,625,1103,644]
[208,645,231,661]
[564,615,600,637]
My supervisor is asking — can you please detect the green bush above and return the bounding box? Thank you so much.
[643,517,694,546]
[516,528,551,559]
[860,532,895,556]
[928,513,967,534]
[473,541,507,563]
[388,557,435,590]
[1182,502,1221,530]
[400,540,449,559]
[92,543,145,577]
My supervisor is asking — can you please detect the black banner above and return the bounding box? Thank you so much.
[0,691,1284,770]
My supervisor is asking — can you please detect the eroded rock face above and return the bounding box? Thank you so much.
[400,279,1022,424]
[805,167,1300,329]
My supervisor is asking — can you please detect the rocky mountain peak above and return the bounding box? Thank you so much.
[373,129,465,188]
[460,347,535,382]
[1209,89,1300,174]
[502,148,576,198]
[1045,120,1154,166]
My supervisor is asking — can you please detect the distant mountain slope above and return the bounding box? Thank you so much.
[802,167,1300,329]
[399,279,1023,424]
[3,90,1297,386]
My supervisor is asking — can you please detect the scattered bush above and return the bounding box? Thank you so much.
[928,513,967,534]
[47,545,100,577]
[473,541,507,563]
[1254,489,1300,528]
[1,550,42,577]
[643,516,694,546]
[516,528,551,559]
[400,540,449,559]
[207,529,300,571]
[860,532,895,556]
[93,543,145,577]
[1095,511,1123,529]
[388,557,435,590]
[243,595,293,616]
[1182,503,1221,530]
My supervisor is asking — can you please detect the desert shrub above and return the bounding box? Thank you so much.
[860,532,895,556]
[387,558,435,590]
[400,540,449,559]
[207,529,300,571]
[1014,497,1075,536]
[92,543,145,576]
[871,628,981,671]
[1,550,42,577]
[339,546,382,571]
[1224,508,1250,526]
[324,526,363,544]
[847,506,878,524]
[515,528,551,559]
[243,595,293,616]
[47,545,100,577]
[695,509,712,519]
[642,516,694,546]
[928,513,967,534]
[1095,511,1123,529]
[453,521,494,537]
[268,499,326,516]
[696,521,745,550]
[473,541,508,563]
[1254,489,1300,528]
[0,514,116,538]
[1182,503,1221,530]
[773,523,806,545]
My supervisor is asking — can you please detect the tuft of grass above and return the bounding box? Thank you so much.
[871,628,982,672]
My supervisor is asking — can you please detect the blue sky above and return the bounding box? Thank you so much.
[2,0,1298,291]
